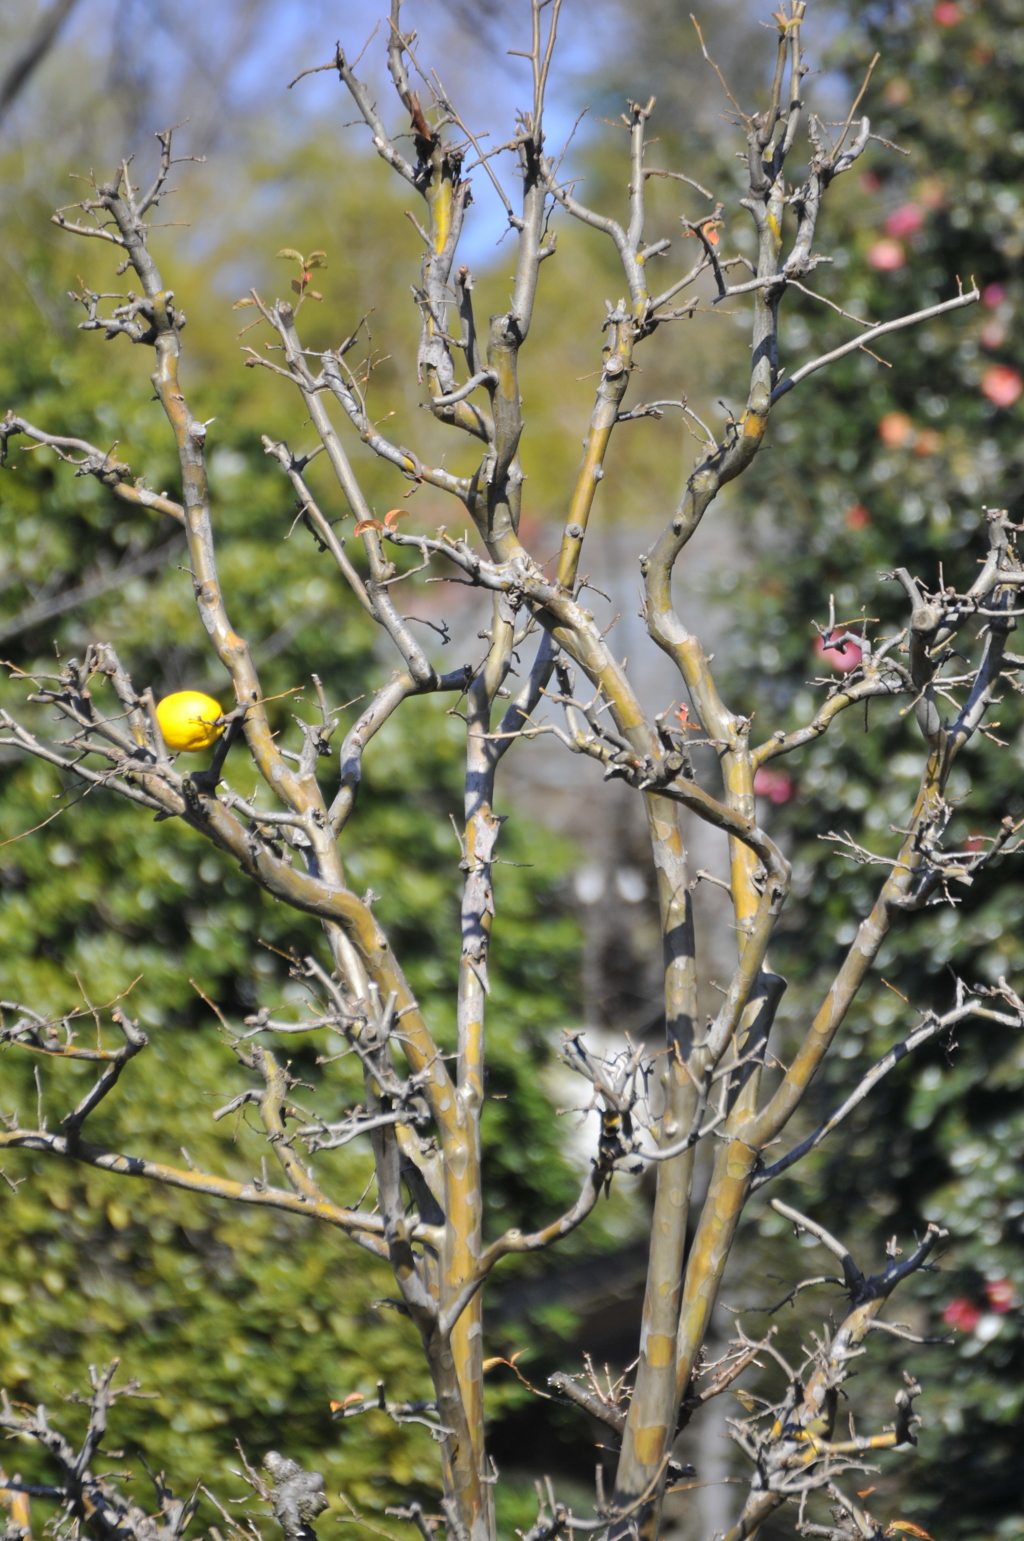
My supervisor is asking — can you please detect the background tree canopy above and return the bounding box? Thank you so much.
[604,2,1024,1534]
[0,18,620,1529]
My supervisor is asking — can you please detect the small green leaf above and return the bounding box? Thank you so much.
[276,247,305,263]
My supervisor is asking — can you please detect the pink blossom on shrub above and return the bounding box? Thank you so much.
[753,767,793,804]
[943,1297,982,1332]
[981,364,1023,408]
[867,238,905,271]
[885,204,923,239]
[985,1278,1017,1313]
[815,633,862,673]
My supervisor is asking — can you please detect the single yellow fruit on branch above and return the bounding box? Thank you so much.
[156,691,225,753]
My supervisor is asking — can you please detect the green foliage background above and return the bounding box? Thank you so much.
[4,3,1024,1538]
[710,3,1024,1535]
[587,3,1024,1535]
[0,121,626,1533]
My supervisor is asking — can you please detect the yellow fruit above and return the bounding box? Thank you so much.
[156,691,225,753]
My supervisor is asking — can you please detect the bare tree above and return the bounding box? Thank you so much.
[2,6,1022,1541]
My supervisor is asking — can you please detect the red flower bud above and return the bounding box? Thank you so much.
[942,1296,982,1332]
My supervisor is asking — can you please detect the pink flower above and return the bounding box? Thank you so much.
[933,1,962,23]
[815,633,862,674]
[980,320,1007,350]
[867,238,906,271]
[918,178,945,211]
[878,411,915,449]
[943,1297,982,1332]
[753,767,793,804]
[982,283,1006,309]
[981,364,1023,408]
[885,204,924,239]
[846,503,871,529]
[913,428,943,458]
[985,1278,1017,1313]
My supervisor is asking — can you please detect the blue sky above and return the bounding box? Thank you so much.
[2,0,847,260]
[2,0,848,298]
[3,0,628,260]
